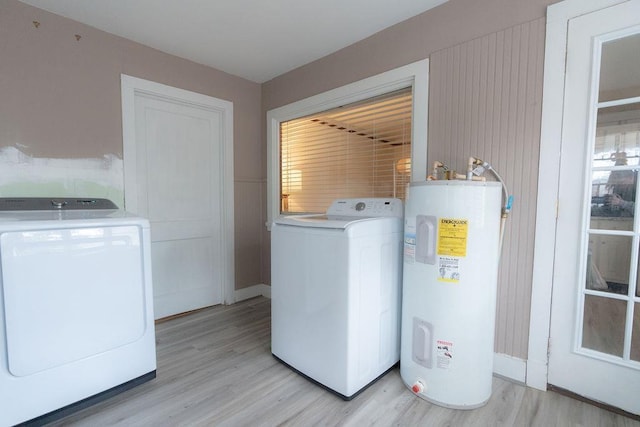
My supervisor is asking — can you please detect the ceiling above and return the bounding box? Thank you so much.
[19,0,449,83]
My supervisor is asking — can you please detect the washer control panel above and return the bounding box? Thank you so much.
[326,198,403,218]
[0,197,119,211]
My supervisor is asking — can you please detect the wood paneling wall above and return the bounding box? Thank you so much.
[428,18,545,358]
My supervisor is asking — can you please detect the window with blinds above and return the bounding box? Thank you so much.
[280,87,412,214]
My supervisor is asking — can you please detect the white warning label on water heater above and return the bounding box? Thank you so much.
[438,256,460,283]
[436,340,453,369]
[404,232,416,263]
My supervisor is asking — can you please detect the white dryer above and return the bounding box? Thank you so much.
[0,198,156,426]
[271,198,403,399]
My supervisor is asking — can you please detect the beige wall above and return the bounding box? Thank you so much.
[2,0,561,359]
[262,0,556,112]
[262,0,560,359]
[0,0,263,290]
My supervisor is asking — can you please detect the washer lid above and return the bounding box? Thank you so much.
[273,214,377,229]
[274,198,404,229]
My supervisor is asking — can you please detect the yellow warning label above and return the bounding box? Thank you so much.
[437,218,468,257]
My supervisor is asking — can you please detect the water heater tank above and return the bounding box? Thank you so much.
[400,180,502,409]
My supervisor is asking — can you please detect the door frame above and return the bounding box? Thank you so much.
[528,0,630,390]
[120,74,236,305]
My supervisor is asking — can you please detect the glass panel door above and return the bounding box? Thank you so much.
[585,35,640,361]
[547,1,640,415]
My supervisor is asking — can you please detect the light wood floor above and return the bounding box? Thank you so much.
[48,297,639,427]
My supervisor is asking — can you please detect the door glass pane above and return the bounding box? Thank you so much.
[590,170,637,221]
[599,33,640,102]
[594,103,640,168]
[582,295,626,356]
[591,103,640,228]
[586,236,632,294]
[632,303,640,362]
[631,303,640,362]
[636,253,640,298]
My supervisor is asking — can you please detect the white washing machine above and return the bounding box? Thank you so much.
[0,198,156,426]
[271,198,403,399]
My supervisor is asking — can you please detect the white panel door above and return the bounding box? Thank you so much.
[549,0,640,414]
[122,76,234,319]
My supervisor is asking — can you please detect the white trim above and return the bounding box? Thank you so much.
[120,74,236,305]
[599,95,640,109]
[235,284,272,302]
[527,0,629,391]
[493,353,527,384]
[266,59,429,230]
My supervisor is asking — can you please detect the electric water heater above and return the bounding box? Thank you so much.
[401,180,502,409]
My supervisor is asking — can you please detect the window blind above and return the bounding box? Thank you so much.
[280,87,413,214]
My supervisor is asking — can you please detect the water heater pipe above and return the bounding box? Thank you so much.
[428,157,513,255]
[468,157,513,256]
[429,161,448,180]
[430,161,486,181]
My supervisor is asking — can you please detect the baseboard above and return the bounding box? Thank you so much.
[234,283,271,302]
[493,353,526,384]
